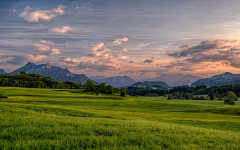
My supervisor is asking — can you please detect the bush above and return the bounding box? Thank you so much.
[224,91,237,105]
[192,95,207,100]
[180,97,185,100]
[0,93,8,98]
[168,94,173,100]
[120,90,127,97]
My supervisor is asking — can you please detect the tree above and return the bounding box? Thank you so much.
[224,91,237,105]
[106,85,113,94]
[175,92,181,99]
[210,93,214,100]
[184,93,191,100]
[168,94,173,100]
[20,71,27,75]
[97,83,107,93]
[120,90,127,97]
[84,80,95,92]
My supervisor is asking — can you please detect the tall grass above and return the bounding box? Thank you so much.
[0,87,240,149]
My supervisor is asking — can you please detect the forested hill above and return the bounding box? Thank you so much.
[0,73,83,89]
[192,72,240,86]
[132,81,169,89]
[9,62,97,85]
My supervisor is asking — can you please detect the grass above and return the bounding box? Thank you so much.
[0,87,240,149]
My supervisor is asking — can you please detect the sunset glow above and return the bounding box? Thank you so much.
[1,0,240,78]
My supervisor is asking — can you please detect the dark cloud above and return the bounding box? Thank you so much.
[0,55,26,65]
[119,70,136,74]
[143,59,154,63]
[75,62,118,72]
[179,44,189,48]
[129,61,134,63]
[166,39,240,70]
[138,69,164,75]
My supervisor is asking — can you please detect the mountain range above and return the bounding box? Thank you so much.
[136,74,201,87]
[8,62,98,85]
[90,76,136,88]
[4,63,240,88]
[191,72,240,86]
[132,81,169,89]
[0,69,7,74]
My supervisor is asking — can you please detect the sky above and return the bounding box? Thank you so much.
[1,0,240,79]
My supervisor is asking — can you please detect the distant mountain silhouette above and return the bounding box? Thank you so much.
[10,62,98,85]
[95,76,136,88]
[89,75,107,81]
[192,72,240,86]
[0,69,7,74]
[132,81,169,89]
[137,74,201,87]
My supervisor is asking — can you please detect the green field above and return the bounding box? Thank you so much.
[1,87,240,149]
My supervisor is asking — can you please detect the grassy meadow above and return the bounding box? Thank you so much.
[0,87,240,149]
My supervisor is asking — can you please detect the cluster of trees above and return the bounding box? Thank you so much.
[84,80,127,97]
[0,71,83,89]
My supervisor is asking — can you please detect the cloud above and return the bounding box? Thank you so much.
[28,54,47,62]
[50,49,62,55]
[119,70,136,74]
[130,61,134,63]
[33,41,61,55]
[19,5,66,22]
[76,62,118,72]
[138,69,165,75]
[60,57,80,64]
[34,43,51,52]
[179,44,189,48]
[166,39,240,70]
[91,43,104,51]
[143,59,154,63]
[139,41,160,48]
[51,26,73,33]
[39,40,54,45]
[119,48,129,53]
[13,10,17,13]
[112,37,129,45]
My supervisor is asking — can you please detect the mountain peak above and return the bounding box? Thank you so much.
[0,69,7,74]
[45,63,51,68]
[222,72,232,75]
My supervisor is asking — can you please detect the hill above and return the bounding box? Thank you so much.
[0,69,7,74]
[132,81,169,89]
[0,73,82,89]
[138,74,201,87]
[9,62,97,85]
[95,76,136,88]
[192,72,240,86]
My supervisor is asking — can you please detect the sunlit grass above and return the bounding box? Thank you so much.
[0,87,240,149]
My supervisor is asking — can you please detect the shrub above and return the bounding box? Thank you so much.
[168,94,173,100]
[120,90,127,97]
[224,91,237,105]
[0,93,8,98]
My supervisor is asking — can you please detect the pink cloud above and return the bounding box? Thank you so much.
[19,5,66,22]
[91,43,104,51]
[50,49,62,55]
[51,26,73,33]
[39,40,54,45]
[112,37,129,45]
[28,54,47,62]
